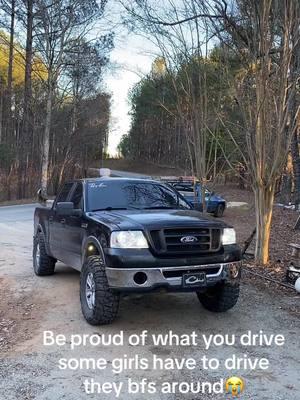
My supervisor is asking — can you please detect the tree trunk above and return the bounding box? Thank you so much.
[0,83,3,143]
[57,98,78,186]
[291,130,300,207]
[254,184,275,265]
[18,0,33,199]
[213,137,217,180]
[41,84,53,195]
[290,16,300,208]
[5,0,15,144]
[58,155,69,187]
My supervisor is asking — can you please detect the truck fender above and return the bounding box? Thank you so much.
[35,223,45,237]
[34,223,53,256]
[81,236,106,266]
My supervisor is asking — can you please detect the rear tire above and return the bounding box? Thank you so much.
[197,282,239,312]
[214,203,225,217]
[80,256,120,325]
[33,231,56,276]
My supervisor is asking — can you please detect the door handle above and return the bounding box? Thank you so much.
[60,218,66,224]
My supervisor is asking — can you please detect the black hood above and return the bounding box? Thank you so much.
[89,209,230,231]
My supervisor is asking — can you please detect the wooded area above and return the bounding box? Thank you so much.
[0,0,112,200]
[119,0,300,264]
[1,0,300,266]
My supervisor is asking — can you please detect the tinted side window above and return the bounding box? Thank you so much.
[70,183,83,209]
[174,184,193,192]
[56,183,74,203]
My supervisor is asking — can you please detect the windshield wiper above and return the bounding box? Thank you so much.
[91,206,142,212]
[91,207,128,211]
[142,206,176,210]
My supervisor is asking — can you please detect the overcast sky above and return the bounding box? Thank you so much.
[104,27,155,155]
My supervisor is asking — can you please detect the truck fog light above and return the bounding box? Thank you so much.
[133,272,148,285]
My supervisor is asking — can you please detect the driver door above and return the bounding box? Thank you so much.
[49,182,75,261]
[63,182,85,268]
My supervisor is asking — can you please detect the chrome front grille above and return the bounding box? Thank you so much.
[149,227,221,255]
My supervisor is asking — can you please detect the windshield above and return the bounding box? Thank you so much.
[87,181,191,211]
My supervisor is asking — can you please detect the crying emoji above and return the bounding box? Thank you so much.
[225,377,244,396]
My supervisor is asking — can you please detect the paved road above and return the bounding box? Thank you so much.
[110,169,152,179]
[0,203,37,222]
[0,204,37,256]
[88,168,152,179]
[0,204,299,400]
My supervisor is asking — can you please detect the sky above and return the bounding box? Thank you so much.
[104,31,155,156]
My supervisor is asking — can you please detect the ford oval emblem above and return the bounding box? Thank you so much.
[180,235,198,243]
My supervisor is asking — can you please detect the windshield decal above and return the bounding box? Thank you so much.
[89,183,107,189]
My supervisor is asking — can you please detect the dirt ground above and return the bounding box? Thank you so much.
[214,184,300,261]
[214,184,300,287]
[0,191,299,400]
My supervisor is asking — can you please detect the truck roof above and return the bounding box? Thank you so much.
[75,177,161,185]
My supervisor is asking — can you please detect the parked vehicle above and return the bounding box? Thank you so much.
[33,177,241,325]
[165,179,226,217]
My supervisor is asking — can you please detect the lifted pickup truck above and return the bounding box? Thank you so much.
[33,177,242,325]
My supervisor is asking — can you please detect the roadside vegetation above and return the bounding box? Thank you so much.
[0,0,112,200]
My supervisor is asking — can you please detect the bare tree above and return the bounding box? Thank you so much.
[57,35,112,185]
[18,0,34,198]
[209,0,300,263]
[122,0,300,264]
[0,0,113,201]
[34,0,105,195]
[122,0,227,212]
[0,0,16,145]
[290,13,300,208]
[6,0,15,143]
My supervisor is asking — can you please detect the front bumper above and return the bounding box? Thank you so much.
[106,261,242,292]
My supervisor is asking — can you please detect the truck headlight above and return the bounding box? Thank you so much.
[110,231,149,249]
[222,228,236,245]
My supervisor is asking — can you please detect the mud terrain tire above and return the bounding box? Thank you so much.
[33,231,56,276]
[197,282,239,312]
[214,203,225,217]
[80,256,120,325]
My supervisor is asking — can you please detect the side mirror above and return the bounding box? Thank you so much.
[37,188,48,205]
[56,202,82,217]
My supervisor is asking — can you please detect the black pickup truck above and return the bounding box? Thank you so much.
[33,177,242,325]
